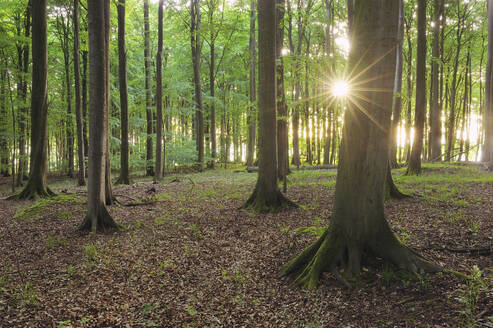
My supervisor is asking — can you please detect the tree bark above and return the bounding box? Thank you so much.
[241,0,295,212]
[116,0,130,185]
[144,0,154,176]
[407,0,427,175]
[154,0,164,181]
[484,0,493,164]
[74,0,86,186]
[10,0,54,200]
[80,0,118,232]
[246,0,256,168]
[191,0,204,170]
[281,0,438,289]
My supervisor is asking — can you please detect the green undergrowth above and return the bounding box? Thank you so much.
[13,194,84,221]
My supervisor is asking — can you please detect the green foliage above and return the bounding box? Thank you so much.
[455,266,490,327]
[13,195,83,221]
[84,244,98,261]
[46,234,67,248]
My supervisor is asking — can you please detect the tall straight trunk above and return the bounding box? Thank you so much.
[11,0,54,199]
[430,0,442,162]
[104,0,114,205]
[323,0,333,165]
[117,0,130,184]
[74,0,85,186]
[191,0,204,170]
[80,0,118,232]
[390,0,404,167]
[207,2,217,168]
[246,0,256,167]
[154,0,164,181]
[0,70,9,177]
[276,0,288,180]
[407,0,426,175]
[242,0,295,212]
[304,33,312,165]
[404,18,413,163]
[484,0,493,163]
[82,50,89,155]
[144,0,154,176]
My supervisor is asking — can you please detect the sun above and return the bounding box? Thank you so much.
[332,80,350,98]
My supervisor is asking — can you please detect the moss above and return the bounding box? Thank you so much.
[13,194,83,221]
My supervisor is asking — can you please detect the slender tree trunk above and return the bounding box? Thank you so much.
[116,0,130,185]
[276,0,288,180]
[407,0,427,175]
[104,0,114,205]
[241,0,295,212]
[246,0,256,167]
[304,33,312,165]
[0,69,9,177]
[390,0,403,167]
[191,0,204,170]
[154,0,164,181]
[11,0,54,200]
[144,0,154,176]
[430,0,442,162]
[484,0,493,164]
[74,0,85,186]
[82,50,89,156]
[80,0,118,232]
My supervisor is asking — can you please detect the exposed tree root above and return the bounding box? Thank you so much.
[240,186,298,213]
[281,223,442,289]
[78,205,119,232]
[7,183,55,200]
[386,163,410,200]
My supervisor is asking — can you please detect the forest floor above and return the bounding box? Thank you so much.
[0,163,492,328]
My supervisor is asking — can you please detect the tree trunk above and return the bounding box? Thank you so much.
[429,0,442,162]
[191,0,204,170]
[241,0,295,212]
[390,0,403,167]
[80,0,118,232]
[246,0,256,167]
[74,0,86,186]
[276,0,288,180]
[154,0,164,181]
[281,0,439,289]
[116,0,130,185]
[484,0,493,164]
[10,0,54,200]
[82,50,89,156]
[144,0,154,176]
[407,0,427,175]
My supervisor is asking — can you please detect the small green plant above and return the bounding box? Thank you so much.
[57,320,72,328]
[183,245,193,257]
[141,302,157,315]
[46,235,67,248]
[154,216,166,225]
[84,244,98,261]
[455,265,488,327]
[13,281,38,306]
[135,220,142,229]
[185,305,197,316]
[466,219,480,234]
[66,265,76,278]
[55,210,73,220]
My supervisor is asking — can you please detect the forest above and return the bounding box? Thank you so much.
[0,0,492,326]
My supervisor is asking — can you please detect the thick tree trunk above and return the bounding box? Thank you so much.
[191,0,204,170]
[154,0,164,181]
[80,0,118,232]
[10,0,54,200]
[116,0,130,185]
[281,0,438,289]
[241,0,295,212]
[276,0,288,180]
[246,0,256,168]
[407,0,427,175]
[144,0,154,176]
[74,0,86,186]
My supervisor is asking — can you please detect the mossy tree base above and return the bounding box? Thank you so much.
[7,182,55,200]
[281,218,441,289]
[240,185,297,213]
[78,204,119,232]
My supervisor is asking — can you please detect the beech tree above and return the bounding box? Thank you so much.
[191,0,204,170]
[10,0,54,200]
[144,0,154,177]
[281,0,439,289]
[74,0,85,186]
[484,0,493,165]
[241,0,295,212]
[155,0,164,181]
[246,0,256,168]
[80,0,118,232]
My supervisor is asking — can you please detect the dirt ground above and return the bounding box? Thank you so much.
[0,164,491,327]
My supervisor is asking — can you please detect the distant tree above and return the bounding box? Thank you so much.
[144,0,154,177]
[281,0,439,289]
[74,0,86,186]
[155,0,164,181]
[10,0,54,200]
[407,0,426,175]
[246,0,256,168]
[116,0,130,185]
[191,0,204,170]
[484,0,493,165]
[80,0,119,232]
[241,0,295,212]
